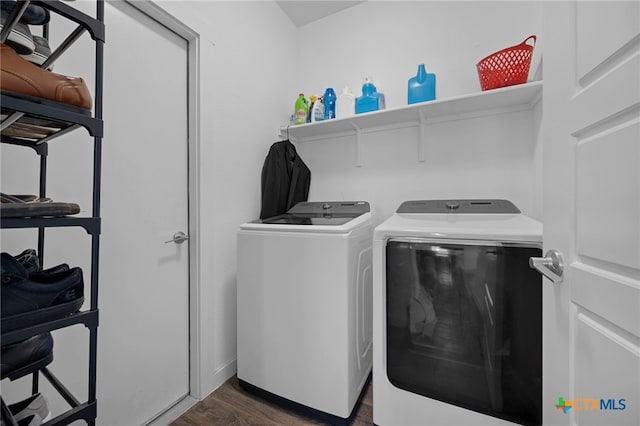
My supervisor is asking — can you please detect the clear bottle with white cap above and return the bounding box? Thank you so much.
[335,85,355,118]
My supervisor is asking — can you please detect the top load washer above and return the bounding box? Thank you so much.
[373,199,543,426]
[237,201,373,423]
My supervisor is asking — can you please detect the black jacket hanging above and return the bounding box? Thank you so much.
[260,140,311,219]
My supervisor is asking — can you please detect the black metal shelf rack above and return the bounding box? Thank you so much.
[1,1,104,425]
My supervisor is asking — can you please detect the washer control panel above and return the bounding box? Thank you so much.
[289,201,370,215]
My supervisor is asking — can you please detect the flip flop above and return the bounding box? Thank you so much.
[1,192,79,218]
[1,193,49,203]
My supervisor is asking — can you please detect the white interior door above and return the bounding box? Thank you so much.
[0,1,190,424]
[99,2,190,424]
[542,2,639,425]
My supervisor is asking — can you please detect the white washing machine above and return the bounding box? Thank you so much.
[237,201,373,422]
[373,199,543,426]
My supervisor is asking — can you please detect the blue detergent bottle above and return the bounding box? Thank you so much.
[323,87,336,120]
[408,64,436,104]
[356,77,385,114]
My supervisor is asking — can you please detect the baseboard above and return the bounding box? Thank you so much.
[199,358,237,399]
[145,395,198,426]
[145,359,237,425]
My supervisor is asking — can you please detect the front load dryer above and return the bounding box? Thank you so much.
[373,199,543,426]
[237,201,373,422]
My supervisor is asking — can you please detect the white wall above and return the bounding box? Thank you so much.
[294,1,543,221]
[297,106,543,223]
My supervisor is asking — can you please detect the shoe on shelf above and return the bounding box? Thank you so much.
[7,393,49,423]
[12,248,40,273]
[19,35,53,69]
[0,9,35,54]
[0,43,92,113]
[1,253,84,333]
[1,0,50,26]
[0,192,80,218]
[30,263,71,277]
[1,122,59,140]
[0,120,61,141]
[0,194,51,203]
[0,333,53,381]
[10,249,69,276]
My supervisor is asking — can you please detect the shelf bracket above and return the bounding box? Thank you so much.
[351,123,362,167]
[36,124,81,146]
[418,110,427,162]
[42,25,87,70]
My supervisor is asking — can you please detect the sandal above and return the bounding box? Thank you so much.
[1,192,79,218]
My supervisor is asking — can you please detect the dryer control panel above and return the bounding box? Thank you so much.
[397,199,520,214]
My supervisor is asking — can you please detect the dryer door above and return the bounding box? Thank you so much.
[385,238,542,425]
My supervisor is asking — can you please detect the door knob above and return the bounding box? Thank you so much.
[165,231,189,244]
[529,249,564,284]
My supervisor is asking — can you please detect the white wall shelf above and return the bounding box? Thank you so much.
[279,81,542,166]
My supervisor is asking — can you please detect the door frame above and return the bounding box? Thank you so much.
[122,0,203,415]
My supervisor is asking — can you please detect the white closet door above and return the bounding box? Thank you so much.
[98,1,190,424]
[543,2,639,425]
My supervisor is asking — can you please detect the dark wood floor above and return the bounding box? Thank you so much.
[171,376,373,426]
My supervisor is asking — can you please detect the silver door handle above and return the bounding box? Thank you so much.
[529,249,564,284]
[165,231,189,244]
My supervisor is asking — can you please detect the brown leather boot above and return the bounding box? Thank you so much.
[1,43,92,111]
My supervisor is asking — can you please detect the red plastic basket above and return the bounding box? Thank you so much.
[476,35,536,91]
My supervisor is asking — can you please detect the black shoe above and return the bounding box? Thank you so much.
[0,9,35,54]
[12,249,40,273]
[12,248,70,276]
[20,34,52,69]
[30,263,71,277]
[0,0,50,25]
[1,253,84,333]
[0,333,53,381]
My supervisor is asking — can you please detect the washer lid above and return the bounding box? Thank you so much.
[240,201,371,232]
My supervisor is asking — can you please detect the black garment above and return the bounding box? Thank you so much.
[260,140,311,219]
